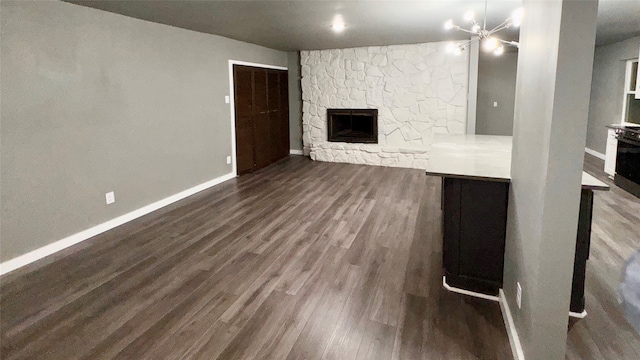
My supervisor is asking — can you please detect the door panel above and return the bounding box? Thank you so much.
[254,112,271,169]
[254,70,268,113]
[268,71,280,110]
[234,66,255,174]
[459,180,507,283]
[234,68,253,116]
[235,118,255,174]
[279,71,290,158]
[268,110,281,163]
[267,71,280,163]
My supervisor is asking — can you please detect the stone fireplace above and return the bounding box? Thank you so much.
[328,109,378,144]
[301,42,469,169]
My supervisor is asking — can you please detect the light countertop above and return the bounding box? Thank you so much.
[425,135,609,191]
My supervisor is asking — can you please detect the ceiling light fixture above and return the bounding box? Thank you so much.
[332,15,345,33]
[444,1,522,56]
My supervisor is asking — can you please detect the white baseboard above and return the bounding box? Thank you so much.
[585,147,606,160]
[499,289,526,360]
[442,276,500,302]
[0,172,236,276]
[289,149,304,155]
[569,309,587,319]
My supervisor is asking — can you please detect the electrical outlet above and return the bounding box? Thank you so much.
[516,282,522,309]
[493,101,498,107]
[105,191,115,205]
[226,156,231,164]
[225,95,230,104]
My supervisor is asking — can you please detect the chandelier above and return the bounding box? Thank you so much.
[444,1,523,56]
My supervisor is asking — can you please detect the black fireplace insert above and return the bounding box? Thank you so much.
[327,109,378,144]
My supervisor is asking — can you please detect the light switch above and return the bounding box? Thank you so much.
[493,101,498,107]
[225,96,230,104]
[105,191,115,205]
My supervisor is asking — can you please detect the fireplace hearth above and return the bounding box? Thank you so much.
[327,109,378,144]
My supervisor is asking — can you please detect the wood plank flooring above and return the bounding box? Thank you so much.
[0,156,511,359]
[1,154,638,359]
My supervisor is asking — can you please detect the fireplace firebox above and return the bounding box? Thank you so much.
[327,109,378,144]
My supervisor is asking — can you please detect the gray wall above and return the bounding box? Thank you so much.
[476,52,518,136]
[466,41,479,134]
[586,36,640,154]
[0,1,287,262]
[288,51,303,151]
[504,1,598,359]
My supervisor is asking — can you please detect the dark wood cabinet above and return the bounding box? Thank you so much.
[571,189,593,314]
[233,65,289,175]
[442,178,509,296]
[441,177,594,314]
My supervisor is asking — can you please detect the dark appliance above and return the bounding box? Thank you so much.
[614,126,640,198]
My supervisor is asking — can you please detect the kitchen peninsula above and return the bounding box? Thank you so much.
[425,135,609,317]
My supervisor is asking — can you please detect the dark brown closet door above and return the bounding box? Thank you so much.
[267,70,281,163]
[278,71,290,159]
[253,70,271,169]
[234,66,255,175]
[233,65,290,175]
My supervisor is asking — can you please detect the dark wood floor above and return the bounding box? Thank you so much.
[1,154,638,359]
[566,155,640,359]
[1,156,511,359]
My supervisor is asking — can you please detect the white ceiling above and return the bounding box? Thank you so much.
[68,0,640,51]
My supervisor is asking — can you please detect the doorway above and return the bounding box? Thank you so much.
[233,64,289,175]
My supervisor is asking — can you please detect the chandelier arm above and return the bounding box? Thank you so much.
[456,28,480,35]
[491,20,508,28]
[488,20,512,34]
[496,38,520,48]
[487,25,514,37]
[451,38,477,52]
[461,38,479,50]
[464,38,479,46]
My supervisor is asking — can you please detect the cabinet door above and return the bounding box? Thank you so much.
[458,180,508,285]
[442,178,509,295]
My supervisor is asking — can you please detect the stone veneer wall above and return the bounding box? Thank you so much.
[301,42,469,169]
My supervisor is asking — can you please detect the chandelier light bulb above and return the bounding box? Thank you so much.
[453,46,463,56]
[444,19,454,30]
[471,24,481,33]
[446,42,457,53]
[464,10,475,22]
[483,37,499,52]
[511,7,524,27]
[493,45,505,56]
